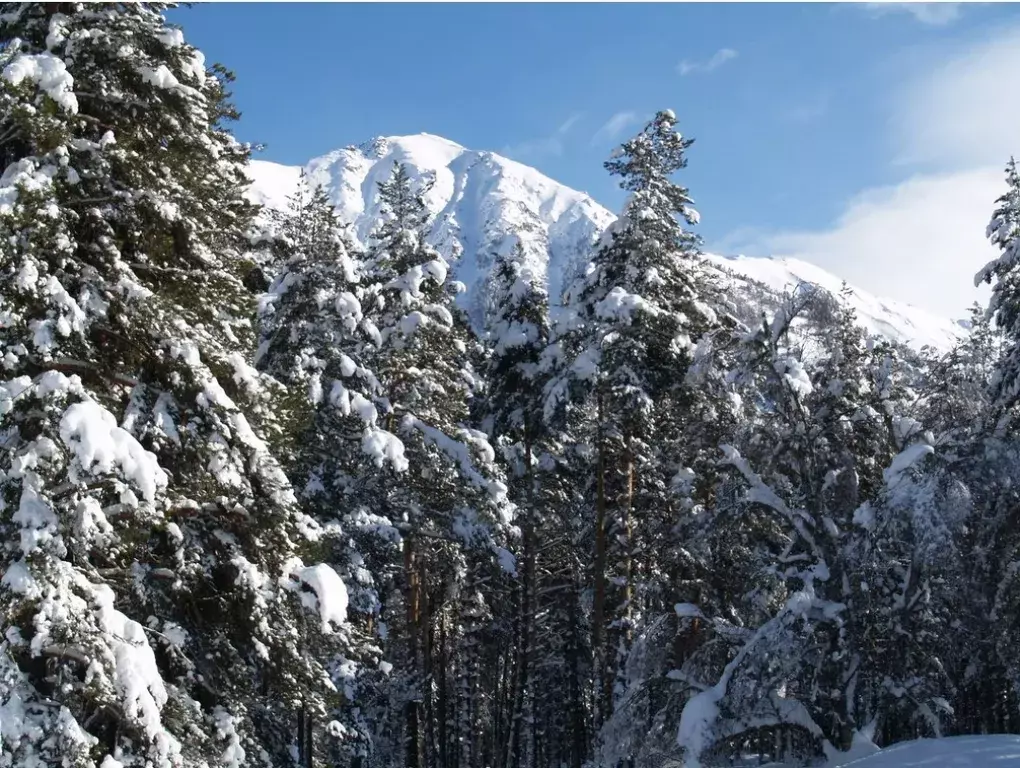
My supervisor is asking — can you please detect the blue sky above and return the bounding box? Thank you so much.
[171,2,1020,318]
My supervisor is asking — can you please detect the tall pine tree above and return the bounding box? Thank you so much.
[361,163,513,768]
[546,110,729,745]
[0,6,339,766]
[976,157,1020,432]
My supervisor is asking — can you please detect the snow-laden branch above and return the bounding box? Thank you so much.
[402,415,507,502]
[719,444,820,559]
[677,586,839,767]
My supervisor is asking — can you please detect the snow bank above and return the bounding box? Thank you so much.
[833,735,1020,767]
[825,725,881,765]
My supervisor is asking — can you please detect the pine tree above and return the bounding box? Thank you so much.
[965,157,1020,740]
[8,9,1015,765]
[361,163,513,768]
[673,288,956,765]
[976,157,1020,432]
[482,238,558,768]
[0,6,339,766]
[546,110,728,743]
[255,171,408,764]
[918,303,1003,448]
[256,169,407,510]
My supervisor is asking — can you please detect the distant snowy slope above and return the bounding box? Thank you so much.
[246,134,965,352]
[246,160,301,211]
[707,253,966,351]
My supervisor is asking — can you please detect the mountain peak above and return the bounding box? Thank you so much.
[387,132,467,149]
[349,136,389,158]
[246,134,964,351]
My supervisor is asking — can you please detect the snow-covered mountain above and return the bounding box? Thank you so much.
[246,133,966,352]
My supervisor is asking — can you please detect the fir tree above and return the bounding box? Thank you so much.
[918,303,1003,449]
[255,171,407,764]
[361,163,513,768]
[0,6,339,766]
[976,157,1020,432]
[546,110,728,741]
[483,238,558,768]
[674,288,954,765]
[966,157,1020,741]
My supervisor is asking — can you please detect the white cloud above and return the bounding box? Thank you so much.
[503,113,584,160]
[890,25,1020,167]
[863,3,962,26]
[723,168,999,318]
[725,26,1020,318]
[590,111,643,146]
[678,48,738,76]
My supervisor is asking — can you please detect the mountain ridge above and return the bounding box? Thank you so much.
[246,133,965,352]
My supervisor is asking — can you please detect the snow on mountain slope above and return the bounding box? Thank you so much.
[248,134,613,329]
[246,134,965,352]
[707,253,967,351]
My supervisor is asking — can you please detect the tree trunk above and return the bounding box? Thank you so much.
[305,710,314,768]
[614,434,635,715]
[568,570,588,768]
[438,610,449,768]
[505,437,538,768]
[406,536,423,768]
[623,436,634,638]
[423,559,437,768]
[297,703,305,767]
[592,393,609,730]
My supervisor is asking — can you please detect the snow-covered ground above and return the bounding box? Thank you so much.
[246,133,966,352]
[831,735,1020,767]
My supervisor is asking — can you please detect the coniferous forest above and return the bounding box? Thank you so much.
[4,4,1020,768]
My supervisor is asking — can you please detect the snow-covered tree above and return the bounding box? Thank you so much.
[8,9,1018,765]
[545,110,732,744]
[359,163,513,768]
[976,157,1020,433]
[960,158,1020,741]
[258,170,406,478]
[918,304,1003,449]
[483,238,602,768]
[254,172,409,764]
[482,240,548,768]
[0,6,341,766]
[672,289,957,766]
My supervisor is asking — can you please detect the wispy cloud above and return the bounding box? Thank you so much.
[503,113,584,160]
[862,3,962,26]
[590,111,644,146]
[890,25,1020,167]
[722,168,997,318]
[722,26,1020,318]
[677,48,738,76]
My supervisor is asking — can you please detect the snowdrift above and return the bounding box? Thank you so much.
[833,735,1020,767]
